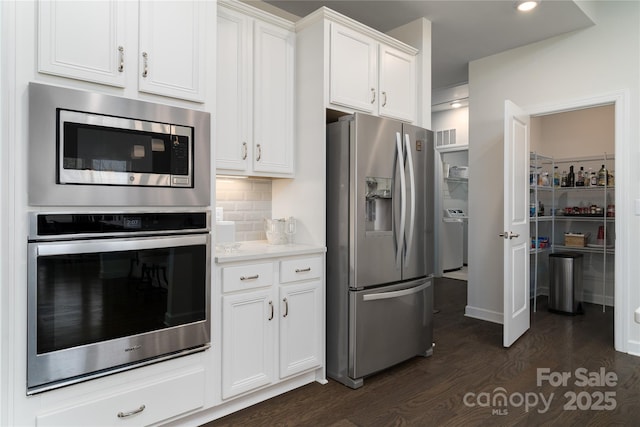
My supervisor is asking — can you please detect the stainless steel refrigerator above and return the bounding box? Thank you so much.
[326,112,435,389]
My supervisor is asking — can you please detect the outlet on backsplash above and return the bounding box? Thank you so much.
[215,177,272,241]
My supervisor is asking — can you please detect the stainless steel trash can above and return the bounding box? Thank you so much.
[549,252,583,314]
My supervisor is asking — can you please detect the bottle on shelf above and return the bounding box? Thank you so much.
[598,164,607,186]
[590,170,598,186]
[541,172,549,187]
[561,170,568,187]
[568,165,575,187]
[576,166,585,186]
[553,166,560,187]
[587,167,594,186]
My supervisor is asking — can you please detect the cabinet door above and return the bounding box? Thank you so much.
[379,44,417,122]
[138,1,206,102]
[38,0,127,87]
[222,289,275,399]
[329,23,378,114]
[252,21,295,175]
[216,7,250,172]
[279,280,323,379]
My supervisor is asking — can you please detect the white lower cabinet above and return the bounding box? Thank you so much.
[279,280,323,378]
[220,254,324,400]
[36,369,205,427]
[222,288,276,399]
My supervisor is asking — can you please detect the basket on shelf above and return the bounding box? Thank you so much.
[564,232,589,247]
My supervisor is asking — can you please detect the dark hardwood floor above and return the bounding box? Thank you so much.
[204,278,640,426]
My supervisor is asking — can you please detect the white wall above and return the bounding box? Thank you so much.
[467,1,639,354]
[433,107,469,146]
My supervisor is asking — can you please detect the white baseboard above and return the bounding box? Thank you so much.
[465,305,503,324]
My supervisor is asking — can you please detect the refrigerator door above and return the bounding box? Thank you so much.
[352,113,403,288]
[349,278,433,381]
[401,124,434,279]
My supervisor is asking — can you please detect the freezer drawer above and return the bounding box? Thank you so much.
[349,278,433,381]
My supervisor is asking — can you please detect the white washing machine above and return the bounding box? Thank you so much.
[442,208,466,272]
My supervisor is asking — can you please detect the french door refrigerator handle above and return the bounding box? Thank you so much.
[395,132,406,269]
[404,133,416,263]
[362,281,430,301]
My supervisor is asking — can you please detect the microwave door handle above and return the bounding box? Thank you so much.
[395,132,406,269]
[403,133,416,263]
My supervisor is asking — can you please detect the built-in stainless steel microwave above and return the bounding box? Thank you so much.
[29,82,211,206]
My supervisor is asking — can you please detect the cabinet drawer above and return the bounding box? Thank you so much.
[222,262,274,292]
[280,256,323,284]
[36,369,205,427]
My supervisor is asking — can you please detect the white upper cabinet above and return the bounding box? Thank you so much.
[329,24,378,114]
[38,0,127,87]
[216,7,250,171]
[138,1,206,102]
[378,44,417,122]
[38,0,207,103]
[252,21,295,175]
[216,1,295,177]
[328,21,417,123]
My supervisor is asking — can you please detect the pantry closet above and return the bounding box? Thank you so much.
[529,104,615,313]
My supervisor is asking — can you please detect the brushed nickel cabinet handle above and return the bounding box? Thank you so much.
[240,274,259,281]
[370,88,376,104]
[283,297,289,317]
[117,404,146,418]
[268,300,274,320]
[382,91,387,107]
[256,144,262,162]
[118,46,124,72]
[142,52,148,78]
[295,267,311,273]
[241,142,248,160]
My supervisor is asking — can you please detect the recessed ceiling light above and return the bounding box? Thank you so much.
[450,101,462,109]
[515,1,539,12]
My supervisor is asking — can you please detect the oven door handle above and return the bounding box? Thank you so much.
[34,234,209,257]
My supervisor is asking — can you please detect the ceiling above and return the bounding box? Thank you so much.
[262,0,595,91]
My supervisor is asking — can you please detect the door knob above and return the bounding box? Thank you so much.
[499,231,520,239]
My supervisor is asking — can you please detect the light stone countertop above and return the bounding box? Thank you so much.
[214,240,326,264]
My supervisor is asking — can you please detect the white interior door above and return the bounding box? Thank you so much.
[503,100,530,347]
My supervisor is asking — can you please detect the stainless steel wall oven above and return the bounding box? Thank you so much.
[27,211,211,394]
[28,82,211,206]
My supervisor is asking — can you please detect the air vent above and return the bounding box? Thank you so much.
[436,129,457,147]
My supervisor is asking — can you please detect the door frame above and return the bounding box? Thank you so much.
[522,89,629,353]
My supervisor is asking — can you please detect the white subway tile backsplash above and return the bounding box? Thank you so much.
[215,178,272,242]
